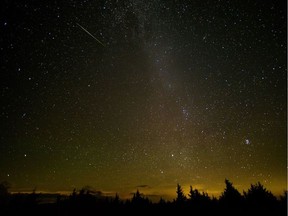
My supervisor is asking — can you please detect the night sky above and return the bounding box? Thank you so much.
[1,0,286,200]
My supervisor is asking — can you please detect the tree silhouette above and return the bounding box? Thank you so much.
[79,185,95,196]
[188,186,200,201]
[0,179,285,216]
[243,182,279,216]
[131,189,149,206]
[113,193,120,204]
[26,188,39,206]
[132,189,141,202]
[175,184,186,204]
[280,190,287,204]
[0,181,10,206]
[279,190,287,215]
[188,186,210,203]
[244,182,276,205]
[219,179,242,204]
[158,197,166,205]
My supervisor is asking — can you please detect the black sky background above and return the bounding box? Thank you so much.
[0,0,286,199]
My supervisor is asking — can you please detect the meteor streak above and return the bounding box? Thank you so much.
[76,23,105,47]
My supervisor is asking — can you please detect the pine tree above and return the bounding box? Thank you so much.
[176,184,186,204]
[244,182,276,205]
[219,179,242,204]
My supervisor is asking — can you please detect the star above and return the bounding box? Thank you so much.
[245,139,250,145]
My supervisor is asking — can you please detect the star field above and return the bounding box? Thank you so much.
[0,0,286,200]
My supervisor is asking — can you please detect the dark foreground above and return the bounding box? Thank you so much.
[1,198,287,216]
[0,180,287,216]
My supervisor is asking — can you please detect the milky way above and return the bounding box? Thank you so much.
[0,0,286,200]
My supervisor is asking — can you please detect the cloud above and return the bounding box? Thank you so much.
[136,185,149,188]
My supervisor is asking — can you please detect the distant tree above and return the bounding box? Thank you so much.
[188,186,210,203]
[201,192,210,201]
[131,189,149,206]
[279,190,287,213]
[69,188,77,202]
[219,179,242,204]
[0,181,10,197]
[188,186,200,201]
[132,189,142,202]
[0,181,10,205]
[81,185,95,195]
[115,193,119,202]
[244,182,276,205]
[280,190,287,203]
[113,193,120,205]
[158,197,166,205]
[175,184,186,204]
[27,188,39,206]
[56,194,62,204]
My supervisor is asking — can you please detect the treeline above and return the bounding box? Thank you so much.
[0,179,286,216]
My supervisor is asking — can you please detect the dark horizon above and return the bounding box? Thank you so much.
[0,180,287,216]
[5,179,287,203]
